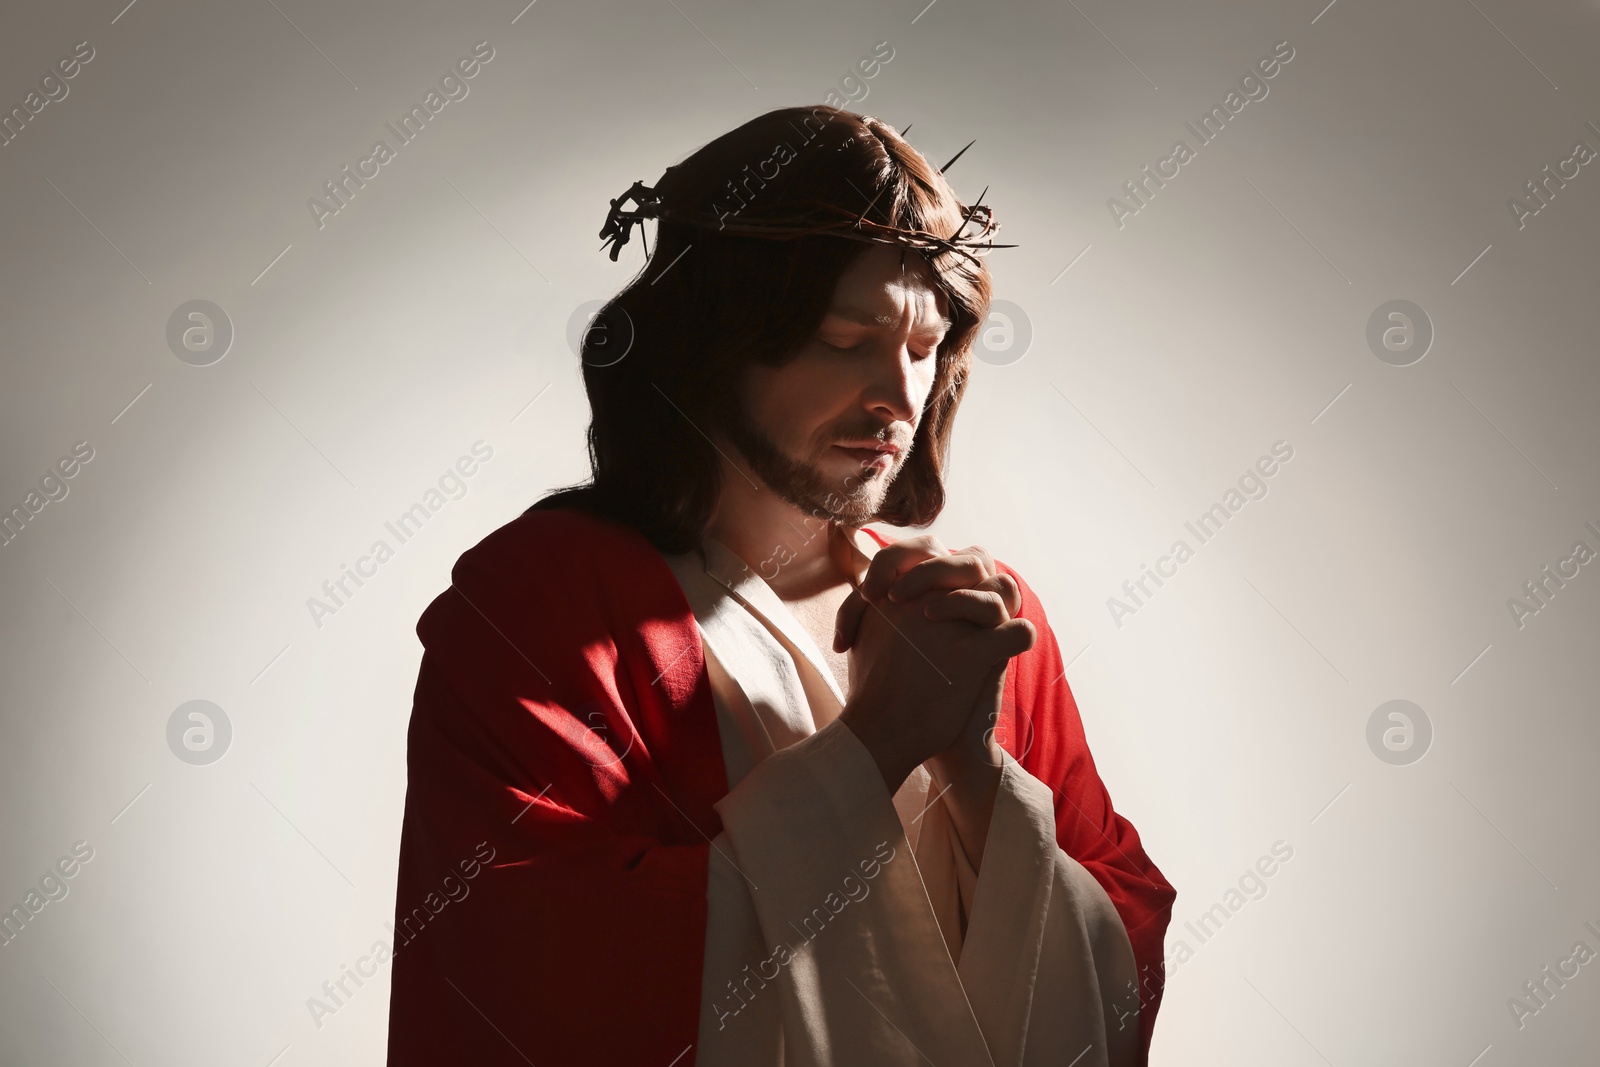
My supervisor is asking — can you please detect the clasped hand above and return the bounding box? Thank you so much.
[832,536,1036,793]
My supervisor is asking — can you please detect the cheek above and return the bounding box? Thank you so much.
[760,359,853,441]
[912,364,938,417]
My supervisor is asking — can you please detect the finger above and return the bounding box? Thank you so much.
[955,545,998,580]
[993,572,1021,618]
[886,545,999,602]
[886,552,991,603]
[833,587,869,652]
[921,587,1009,628]
[914,574,1017,619]
[1004,618,1038,656]
[972,618,1037,663]
[858,536,948,602]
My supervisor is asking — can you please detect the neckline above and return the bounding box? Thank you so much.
[698,524,882,710]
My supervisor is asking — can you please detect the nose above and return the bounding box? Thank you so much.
[863,343,922,429]
[864,298,934,429]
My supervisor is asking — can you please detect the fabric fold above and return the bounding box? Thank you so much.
[956,751,1140,1067]
[711,716,997,1067]
[672,528,1148,1067]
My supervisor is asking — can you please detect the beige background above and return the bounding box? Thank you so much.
[1,0,1596,1063]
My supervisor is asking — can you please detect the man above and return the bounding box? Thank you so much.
[386,105,1175,1066]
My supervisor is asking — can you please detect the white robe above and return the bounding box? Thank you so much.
[659,529,1141,1067]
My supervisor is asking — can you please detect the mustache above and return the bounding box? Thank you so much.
[831,426,911,448]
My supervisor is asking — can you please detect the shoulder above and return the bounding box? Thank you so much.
[449,505,651,603]
[416,506,680,648]
[464,505,648,566]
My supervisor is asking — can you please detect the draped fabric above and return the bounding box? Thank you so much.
[668,529,1140,1066]
[386,507,1176,1066]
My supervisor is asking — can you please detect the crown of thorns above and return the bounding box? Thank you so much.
[598,135,1016,271]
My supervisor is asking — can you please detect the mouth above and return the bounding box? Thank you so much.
[833,445,896,471]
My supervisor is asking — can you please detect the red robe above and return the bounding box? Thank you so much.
[386,506,1176,1065]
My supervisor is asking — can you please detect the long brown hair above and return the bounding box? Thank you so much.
[527,104,994,555]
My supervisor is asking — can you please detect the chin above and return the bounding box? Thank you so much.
[833,461,897,507]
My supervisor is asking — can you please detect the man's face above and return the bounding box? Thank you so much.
[720,243,949,526]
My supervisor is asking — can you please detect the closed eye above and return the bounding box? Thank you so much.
[820,338,938,360]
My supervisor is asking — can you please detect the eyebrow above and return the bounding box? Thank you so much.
[827,305,953,334]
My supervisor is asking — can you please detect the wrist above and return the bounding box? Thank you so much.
[927,731,1004,788]
[838,704,917,795]
[926,754,1002,806]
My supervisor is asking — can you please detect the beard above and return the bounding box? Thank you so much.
[717,402,900,527]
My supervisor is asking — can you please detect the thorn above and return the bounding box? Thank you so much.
[939,139,976,174]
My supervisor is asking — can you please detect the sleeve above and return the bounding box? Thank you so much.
[695,827,784,1064]
[995,561,1178,1063]
[385,546,716,1066]
[954,750,1142,1067]
[703,715,999,1066]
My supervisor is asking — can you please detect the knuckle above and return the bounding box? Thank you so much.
[864,558,898,593]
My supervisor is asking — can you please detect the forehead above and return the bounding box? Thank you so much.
[827,244,950,330]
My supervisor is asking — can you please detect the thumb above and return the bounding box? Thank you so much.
[977,618,1036,663]
[833,587,869,652]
